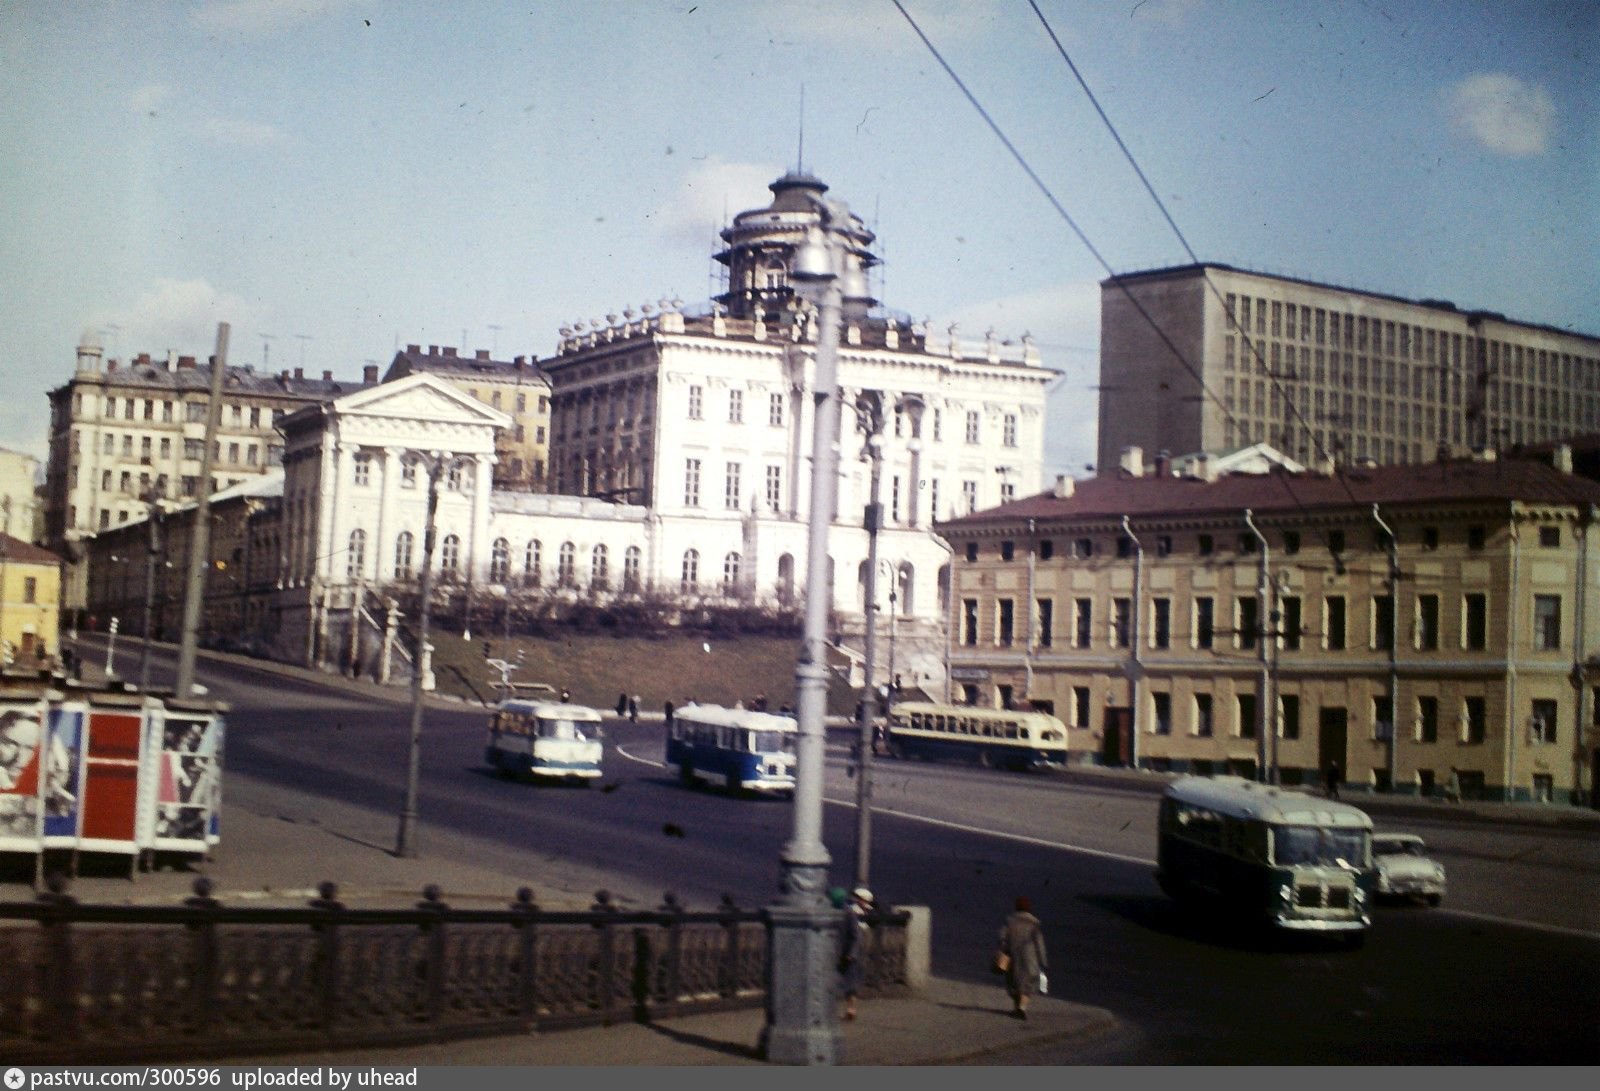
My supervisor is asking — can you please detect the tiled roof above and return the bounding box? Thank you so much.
[0,534,61,564]
[67,363,373,400]
[938,458,1600,531]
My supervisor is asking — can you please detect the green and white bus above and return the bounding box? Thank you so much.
[1156,776,1374,942]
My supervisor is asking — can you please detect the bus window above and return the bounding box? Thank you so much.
[750,730,791,753]
[538,718,582,740]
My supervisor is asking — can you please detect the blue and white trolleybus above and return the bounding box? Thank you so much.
[665,703,796,795]
[485,699,604,784]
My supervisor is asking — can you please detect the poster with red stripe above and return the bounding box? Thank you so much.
[80,707,143,854]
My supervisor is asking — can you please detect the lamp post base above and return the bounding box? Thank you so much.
[760,886,842,1065]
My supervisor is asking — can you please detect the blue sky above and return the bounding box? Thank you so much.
[2,0,1595,480]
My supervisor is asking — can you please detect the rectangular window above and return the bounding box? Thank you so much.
[724,462,741,509]
[1280,694,1300,740]
[1418,696,1439,743]
[1152,692,1172,735]
[1075,598,1093,649]
[997,599,1015,647]
[22,577,37,604]
[1156,535,1173,557]
[962,599,979,646]
[687,385,703,420]
[963,480,978,514]
[1238,693,1257,740]
[1373,595,1398,650]
[684,458,701,506]
[1195,597,1215,649]
[1237,597,1259,650]
[1468,525,1486,551]
[965,410,980,444]
[1197,534,1214,556]
[1281,596,1302,651]
[1463,593,1487,650]
[187,401,206,423]
[770,393,784,426]
[1464,697,1487,744]
[1194,694,1214,737]
[1112,598,1131,648]
[765,465,782,511]
[1534,595,1561,650]
[1073,686,1091,729]
[1282,530,1300,555]
[1538,526,1560,548]
[1326,596,1346,650]
[1003,413,1017,447]
[1529,697,1555,739]
[728,389,743,423]
[1416,594,1439,650]
[1151,598,1171,649]
[1035,598,1053,648]
[1074,537,1093,559]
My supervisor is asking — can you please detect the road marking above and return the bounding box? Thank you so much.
[615,742,666,769]
[1435,906,1600,942]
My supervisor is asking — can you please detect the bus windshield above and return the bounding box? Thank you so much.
[537,718,586,741]
[1272,825,1366,868]
[748,730,792,753]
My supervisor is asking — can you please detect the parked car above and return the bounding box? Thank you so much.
[1371,833,1446,906]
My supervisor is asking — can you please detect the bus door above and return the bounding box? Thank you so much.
[1318,707,1348,787]
[1103,707,1131,767]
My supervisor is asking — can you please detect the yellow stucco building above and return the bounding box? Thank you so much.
[0,533,62,666]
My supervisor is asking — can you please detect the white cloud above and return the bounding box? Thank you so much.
[129,84,174,114]
[86,279,268,363]
[190,0,370,37]
[1444,73,1555,157]
[202,115,290,148]
[649,158,783,249]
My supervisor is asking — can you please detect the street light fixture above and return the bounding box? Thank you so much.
[396,450,462,859]
[761,202,864,1066]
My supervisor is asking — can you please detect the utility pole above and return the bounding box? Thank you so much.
[174,323,229,698]
[1373,504,1400,792]
[138,491,161,690]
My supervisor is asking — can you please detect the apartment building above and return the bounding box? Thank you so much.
[937,447,1600,805]
[382,345,553,491]
[1096,263,1600,472]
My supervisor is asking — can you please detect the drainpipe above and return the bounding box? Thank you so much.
[1372,504,1399,792]
[1244,510,1271,783]
[1024,519,1037,701]
[1122,515,1143,770]
[1506,512,1521,802]
[1574,505,1596,806]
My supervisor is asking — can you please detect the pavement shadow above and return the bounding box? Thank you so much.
[641,1021,763,1061]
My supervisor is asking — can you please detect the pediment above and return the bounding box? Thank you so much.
[334,373,511,427]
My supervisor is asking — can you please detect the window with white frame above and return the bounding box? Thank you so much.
[440,534,461,579]
[401,457,418,489]
[769,392,784,426]
[1003,413,1017,447]
[557,542,576,587]
[623,546,642,592]
[724,461,742,509]
[687,385,703,420]
[489,538,510,583]
[723,552,741,594]
[591,544,609,589]
[684,458,701,506]
[353,453,371,487]
[728,389,743,424]
[965,410,980,444]
[681,549,700,593]
[346,530,366,580]
[765,465,782,512]
[1534,594,1561,650]
[1529,699,1558,744]
[524,540,541,586]
[962,480,977,514]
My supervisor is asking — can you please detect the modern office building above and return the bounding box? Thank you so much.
[937,445,1600,805]
[382,345,553,491]
[1096,263,1600,473]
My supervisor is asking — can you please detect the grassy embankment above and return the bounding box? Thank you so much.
[423,629,857,716]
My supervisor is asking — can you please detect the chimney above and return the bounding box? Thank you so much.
[294,367,304,379]
[1052,474,1075,499]
[444,346,457,357]
[322,370,332,382]
[1119,446,1145,477]
[364,364,378,383]
[476,349,490,361]
[514,355,526,366]
[177,355,196,369]
[166,349,177,369]
[428,345,438,355]
[1154,450,1171,477]
[1554,443,1573,474]
[136,353,151,366]
[407,343,421,355]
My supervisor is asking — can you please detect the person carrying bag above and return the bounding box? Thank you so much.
[997,896,1048,1020]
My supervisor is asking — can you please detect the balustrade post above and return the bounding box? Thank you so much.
[37,873,80,1046]
[590,890,619,1025]
[510,887,540,1026]
[184,877,222,1036]
[659,892,685,1010]
[717,894,741,999]
[309,881,346,1033]
[417,885,449,1026]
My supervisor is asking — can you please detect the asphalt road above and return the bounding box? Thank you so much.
[96,643,1600,1063]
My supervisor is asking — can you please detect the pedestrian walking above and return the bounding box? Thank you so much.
[1444,766,1461,804]
[835,886,874,1021]
[996,896,1048,1020]
[629,694,640,723]
[663,700,675,727]
[560,688,571,703]
[616,692,628,717]
[1325,760,1341,799]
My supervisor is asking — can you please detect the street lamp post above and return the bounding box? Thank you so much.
[396,452,450,859]
[760,198,867,1066]
[138,492,162,691]
[852,391,886,892]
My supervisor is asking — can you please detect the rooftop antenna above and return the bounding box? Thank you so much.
[259,333,276,369]
[294,333,312,369]
[488,324,503,356]
[796,84,805,172]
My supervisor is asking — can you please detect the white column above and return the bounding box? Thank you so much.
[470,453,494,583]
[322,442,348,584]
[377,446,401,581]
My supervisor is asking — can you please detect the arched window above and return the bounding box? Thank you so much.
[623,546,642,592]
[723,551,742,594]
[591,544,609,589]
[896,561,915,616]
[524,540,541,587]
[489,538,510,583]
[558,541,576,587]
[777,553,795,605]
[394,531,414,580]
[681,549,699,593]
[440,534,461,579]
[346,529,367,580]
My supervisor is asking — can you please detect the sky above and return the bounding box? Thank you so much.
[1,0,1595,482]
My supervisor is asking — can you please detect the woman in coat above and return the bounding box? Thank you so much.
[998,896,1048,1019]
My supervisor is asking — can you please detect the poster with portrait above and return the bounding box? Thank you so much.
[43,703,86,846]
[151,711,222,853]
[0,698,49,851]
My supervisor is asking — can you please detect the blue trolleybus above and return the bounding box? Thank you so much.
[1156,776,1375,943]
[665,704,797,795]
[883,702,1069,771]
[485,699,604,784]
